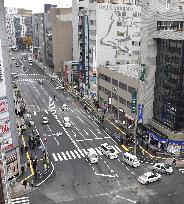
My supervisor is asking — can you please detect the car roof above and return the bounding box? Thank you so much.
[64,116,69,120]
[154,163,165,166]
[124,152,138,159]
[144,172,154,177]
[63,104,67,106]
[42,116,48,119]
[88,148,97,154]
[101,143,109,147]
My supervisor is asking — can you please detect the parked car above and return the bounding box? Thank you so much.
[152,163,173,175]
[138,172,161,185]
[62,104,69,111]
[123,152,140,168]
[42,116,49,124]
[87,148,98,164]
[55,85,65,91]
[101,143,118,159]
[63,117,71,127]
[15,62,19,67]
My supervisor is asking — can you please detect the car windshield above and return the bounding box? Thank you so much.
[91,154,98,158]
[109,148,115,153]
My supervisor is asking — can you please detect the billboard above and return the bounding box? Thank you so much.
[0,96,8,114]
[138,104,143,123]
[83,15,89,90]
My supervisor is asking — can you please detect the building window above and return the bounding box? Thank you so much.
[119,96,126,106]
[117,31,124,37]
[119,82,127,91]
[112,78,118,86]
[127,101,132,109]
[104,75,111,83]
[105,88,111,96]
[112,92,118,101]
[117,21,121,26]
[128,86,135,93]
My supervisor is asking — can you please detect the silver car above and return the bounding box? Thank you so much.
[153,163,173,175]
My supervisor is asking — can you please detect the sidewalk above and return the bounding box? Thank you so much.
[12,85,51,196]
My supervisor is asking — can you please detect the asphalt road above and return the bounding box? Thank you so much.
[11,51,184,204]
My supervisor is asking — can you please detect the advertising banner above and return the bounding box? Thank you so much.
[131,90,137,113]
[138,104,143,123]
[0,96,8,114]
[140,64,145,82]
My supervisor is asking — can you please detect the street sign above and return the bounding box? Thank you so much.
[132,90,137,113]
[140,64,145,82]
[138,104,143,123]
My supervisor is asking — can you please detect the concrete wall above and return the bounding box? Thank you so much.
[51,8,73,76]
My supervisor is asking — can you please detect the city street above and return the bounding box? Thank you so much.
[11,51,184,204]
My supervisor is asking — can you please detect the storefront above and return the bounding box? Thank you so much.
[6,153,19,180]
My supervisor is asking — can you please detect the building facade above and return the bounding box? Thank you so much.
[50,8,73,75]
[0,0,20,185]
[44,4,57,13]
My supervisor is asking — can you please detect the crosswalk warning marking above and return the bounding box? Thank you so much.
[61,152,68,160]
[57,153,63,161]
[52,153,58,161]
[95,147,103,155]
[65,151,72,159]
[5,196,29,204]
[114,145,122,153]
[78,149,85,157]
[82,149,88,155]
[70,151,76,159]
[74,150,81,158]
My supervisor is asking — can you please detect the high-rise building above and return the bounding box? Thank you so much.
[44,4,57,13]
[0,0,20,199]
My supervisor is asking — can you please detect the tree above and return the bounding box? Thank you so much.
[22,36,32,47]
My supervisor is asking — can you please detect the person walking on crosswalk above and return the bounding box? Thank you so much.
[22,179,27,189]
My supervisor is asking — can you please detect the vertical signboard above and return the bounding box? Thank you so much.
[138,104,143,123]
[140,64,145,82]
[132,90,137,113]
[83,15,89,90]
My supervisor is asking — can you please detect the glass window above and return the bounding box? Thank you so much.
[119,82,127,91]
[127,101,132,109]
[112,78,118,86]
[119,96,126,106]
[128,86,135,93]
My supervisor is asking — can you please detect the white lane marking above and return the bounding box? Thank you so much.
[95,147,103,155]
[52,153,58,161]
[114,145,122,153]
[37,105,40,111]
[59,108,63,112]
[76,139,84,142]
[69,108,74,112]
[70,151,76,159]
[96,129,101,134]
[102,130,110,137]
[74,126,79,131]
[93,121,99,127]
[85,138,93,141]
[131,172,135,175]
[45,110,48,114]
[95,172,115,178]
[72,130,76,137]
[57,153,63,161]
[78,149,85,157]
[83,129,89,135]
[77,115,85,124]
[79,132,85,139]
[112,195,136,204]
[33,111,36,115]
[126,166,129,171]
[65,151,72,160]
[88,128,98,138]
[10,197,29,202]
[47,125,52,132]
[61,152,68,160]
[82,149,88,155]
[104,136,110,139]
[54,136,59,146]
[74,150,81,158]
[95,138,103,140]
[37,161,55,187]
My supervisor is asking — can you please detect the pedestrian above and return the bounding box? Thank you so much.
[53,94,56,101]
[20,145,24,154]
[34,171,37,182]
[22,179,27,189]
[30,180,34,188]
[146,143,149,150]
[24,145,28,153]
[28,139,32,149]
[172,157,176,165]
[30,154,33,162]
[21,165,24,175]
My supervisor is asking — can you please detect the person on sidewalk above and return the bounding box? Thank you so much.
[22,179,27,189]
[28,139,32,149]
[25,145,28,153]
[21,165,25,175]
[30,180,34,188]
[24,162,27,172]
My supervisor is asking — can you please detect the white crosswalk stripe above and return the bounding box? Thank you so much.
[61,152,68,160]
[52,145,122,162]
[74,150,81,158]
[5,196,29,204]
[70,151,76,159]
[65,151,72,159]
[57,153,63,161]
[95,147,103,155]
[82,149,88,155]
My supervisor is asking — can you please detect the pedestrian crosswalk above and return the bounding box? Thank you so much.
[17,78,46,82]
[5,196,29,204]
[19,73,40,76]
[52,146,122,162]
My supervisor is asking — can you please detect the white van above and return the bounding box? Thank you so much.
[87,148,98,164]
[123,152,140,167]
[63,117,71,128]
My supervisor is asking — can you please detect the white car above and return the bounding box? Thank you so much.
[62,104,69,111]
[56,132,63,136]
[63,117,71,128]
[138,172,161,185]
[101,143,118,159]
[42,116,49,124]
[11,57,15,60]
[56,86,65,91]
[153,163,173,175]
